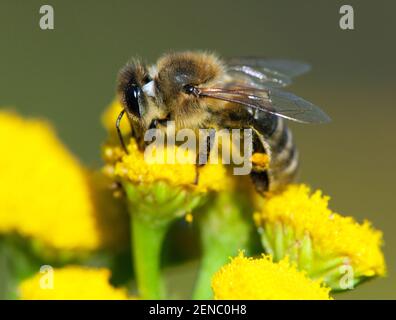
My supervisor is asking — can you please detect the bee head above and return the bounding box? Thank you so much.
[117,60,151,120]
[143,52,224,106]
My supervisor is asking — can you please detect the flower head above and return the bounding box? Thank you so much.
[102,99,228,191]
[103,139,227,193]
[254,184,386,290]
[0,110,128,254]
[211,252,331,300]
[102,100,230,224]
[19,266,129,300]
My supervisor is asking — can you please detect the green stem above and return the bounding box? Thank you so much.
[192,237,233,300]
[124,181,207,300]
[131,215,170,299]
[192,192,252,300]
[0,236,42,299]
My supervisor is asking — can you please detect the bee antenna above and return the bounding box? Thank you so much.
[116,109,129,154]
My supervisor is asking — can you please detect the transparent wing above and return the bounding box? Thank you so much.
[226,57,311,88]
[199,86,330,124]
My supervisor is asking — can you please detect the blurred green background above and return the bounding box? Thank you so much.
[0,0,395,299]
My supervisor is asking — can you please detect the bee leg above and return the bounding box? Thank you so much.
[116,109,129,154]
[250,171,270,194]
[249,127,271,194]
[194,129,216,185]
[194,166,200,185]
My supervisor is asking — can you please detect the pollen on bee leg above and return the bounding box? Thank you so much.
[250,153,270,170]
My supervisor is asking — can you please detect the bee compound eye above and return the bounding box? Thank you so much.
[183,84,198,95]
[125,84,143,117]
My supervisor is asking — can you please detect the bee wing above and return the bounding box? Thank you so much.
[199,86,331,124]
[226,58,311,88]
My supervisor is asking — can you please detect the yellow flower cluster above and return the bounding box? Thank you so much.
[0,110,127,252]
[19,266,129,300]
[103,140,228,193]
[212,252,331,300]
[254,184,386,278]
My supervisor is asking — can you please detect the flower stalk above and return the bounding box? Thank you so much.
[124,181,206,299]
[130,212,169,299]
[192,191,252,300]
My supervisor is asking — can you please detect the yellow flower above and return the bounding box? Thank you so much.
[254,184,386,289]
[104,139,227,193]
[102,140,228,226]
[212,252,331,300]
[102,99,228,193]
[0,110,128,253]
[101,99,232,226]
[19,266,129,300]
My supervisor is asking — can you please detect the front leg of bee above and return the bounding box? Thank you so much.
[116,109,129,153]
[116,108,146,152]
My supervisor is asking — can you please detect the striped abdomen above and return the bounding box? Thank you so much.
[251,112,299,193]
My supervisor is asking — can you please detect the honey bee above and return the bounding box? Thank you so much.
[116,52,330,193]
